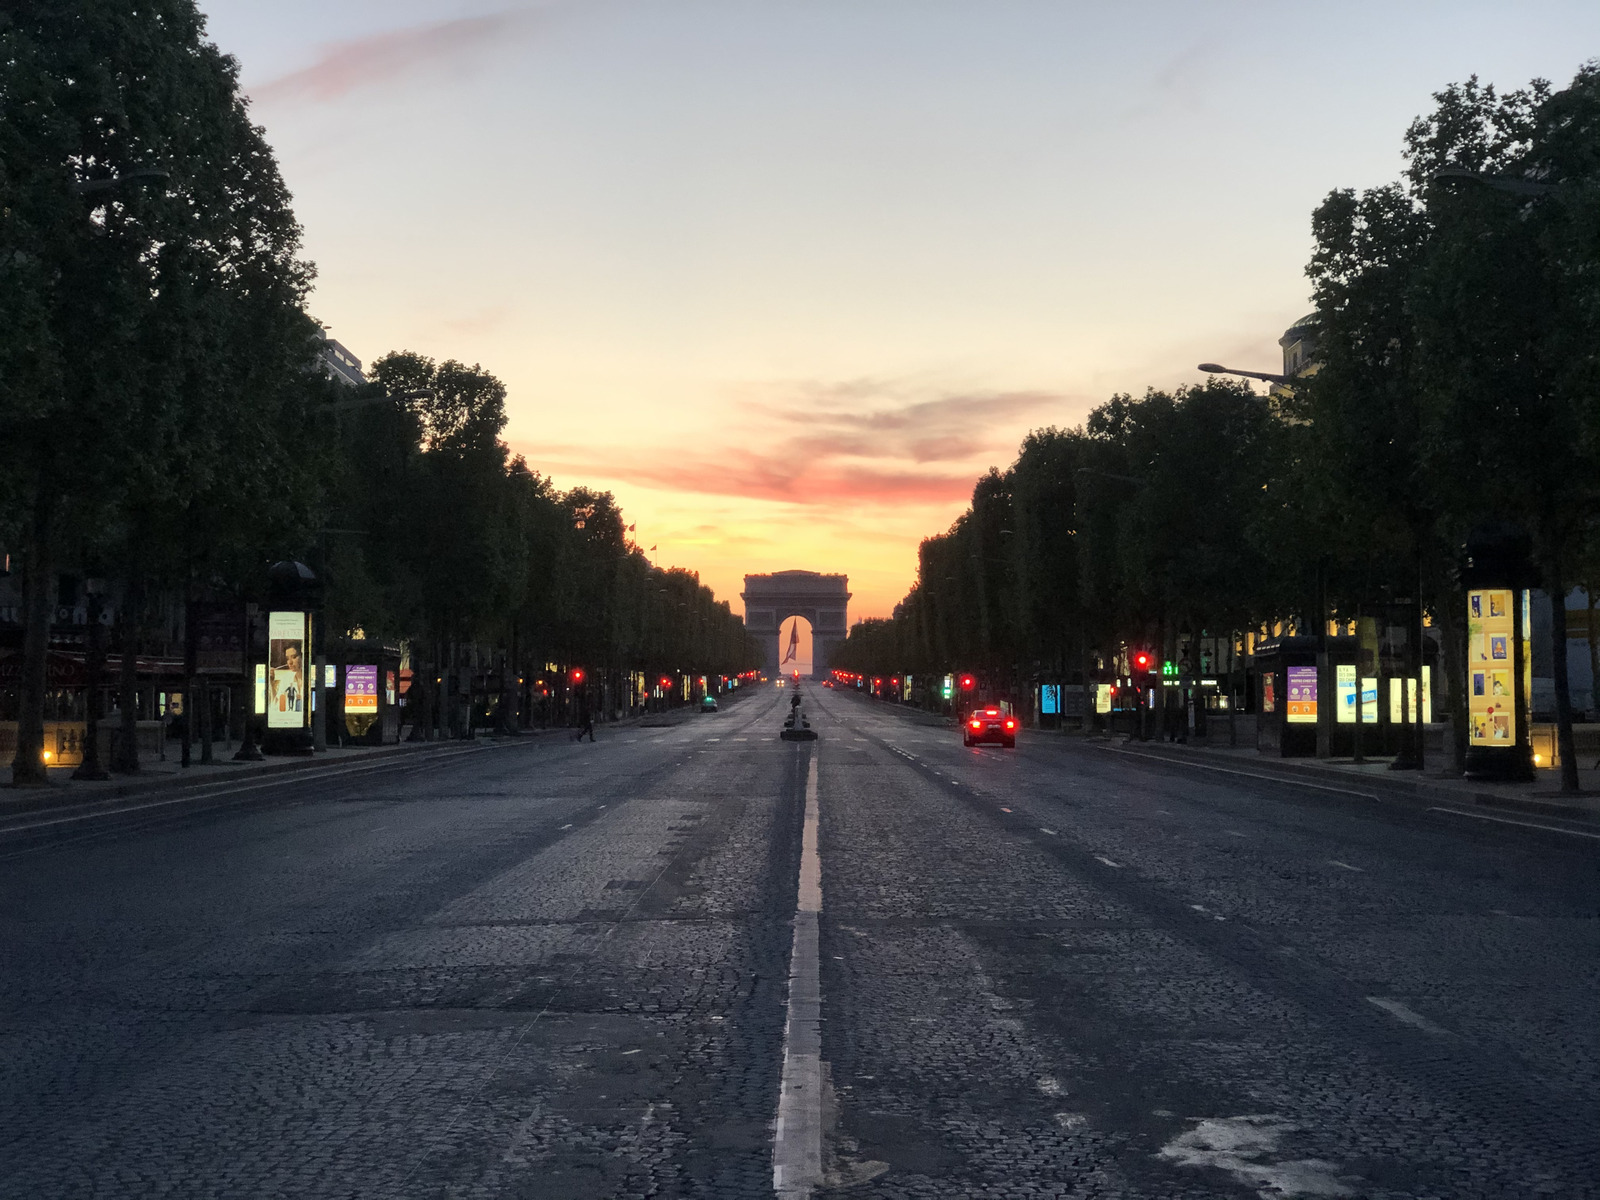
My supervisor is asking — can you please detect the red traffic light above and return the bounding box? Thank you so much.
[570,668,586,684]
[659,676,673,689]
[959,674,976,690]
[1131,651,1153,673]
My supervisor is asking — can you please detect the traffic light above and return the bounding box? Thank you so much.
[959,674,977,691]
[570,667,586,684]
[1130,650,1153,674]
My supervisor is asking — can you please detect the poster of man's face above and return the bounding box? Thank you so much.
[267,612,308,729]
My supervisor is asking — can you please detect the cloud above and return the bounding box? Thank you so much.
[514,382,1069,508]
[251,11,534,104]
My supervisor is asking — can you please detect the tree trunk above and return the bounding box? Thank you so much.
[1587,585,1598,719]
[10,499,57,787]
[114,578,143,772]
[73,591,110,781]
[1548,571,1580,793]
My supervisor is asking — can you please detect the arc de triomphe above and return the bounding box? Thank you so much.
[741,571,850,679]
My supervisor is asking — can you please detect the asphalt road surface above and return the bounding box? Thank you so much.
[2,685,1596,1199]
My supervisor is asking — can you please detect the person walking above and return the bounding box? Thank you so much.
[575,703,595,742]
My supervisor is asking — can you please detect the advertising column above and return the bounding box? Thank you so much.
[265,611,312,750]
[1464,585,1533,780]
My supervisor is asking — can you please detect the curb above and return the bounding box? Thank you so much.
[1102,741,1600,826]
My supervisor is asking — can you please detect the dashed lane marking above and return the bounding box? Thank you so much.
[1366,996,1448,1035]
[1094,855,1122,868]
[1040,828,1058,835]
[1000,807,1012,813]
[1328,859,1364,872]
[560,824,573,830]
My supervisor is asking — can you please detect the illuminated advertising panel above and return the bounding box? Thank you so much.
[1040,684,1060,715]
[253,663,267,716]
[267,611,308,729]
[1285,665,1317,724]
[1336,665,1378,724]
[1468,588,1514,745]
[1095,684,1112,714]
[345,665,378,714]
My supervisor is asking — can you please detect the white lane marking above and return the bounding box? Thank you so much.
[1328,860,1364,872]
[734,737,750,742]
[560,824,573,830]
[1094,855,1121,868]
[1189,903,1208,912]
[1366,997,1448,1035]
[622,1048,641,1055]
[1225,830,1247,838]
[774,751,823,1196]
[1159,1115,1355,1197]
[707,738,721,742]
[853,737,868,742]
[1425,806,1600,840]
[1040,828,1058,835]
[1000,806,1012,813]
[1491,908,1534,922]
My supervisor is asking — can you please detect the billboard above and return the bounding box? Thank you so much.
[267,611,308,729]
[1468,588,1514,745]
[345,665,379,714]
[1336,665,1378,724]
[1286,665,1317,724]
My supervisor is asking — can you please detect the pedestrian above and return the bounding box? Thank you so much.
[575,705,595,742]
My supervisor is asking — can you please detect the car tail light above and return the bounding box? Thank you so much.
[969,719,982,730]
[1005,719,1016,730]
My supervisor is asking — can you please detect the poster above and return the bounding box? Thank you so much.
[1286,665,1317,724]
[1261,673,1276,714]
[267,611,308,730]
[345,665,379,713]
[1467,588,1514,747]
[253,663,267,715]
[1095,683,1112,714]
[1336,665,1379,723]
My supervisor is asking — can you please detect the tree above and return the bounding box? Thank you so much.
[1,1,321,783]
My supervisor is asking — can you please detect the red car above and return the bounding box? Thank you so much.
[963,707,1016,748]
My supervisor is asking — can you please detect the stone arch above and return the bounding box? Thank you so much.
[741,571,851,679]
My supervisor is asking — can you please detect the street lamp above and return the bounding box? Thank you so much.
[1197,363,1292,387]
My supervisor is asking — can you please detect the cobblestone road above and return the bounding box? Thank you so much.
[2,685,1595,1198]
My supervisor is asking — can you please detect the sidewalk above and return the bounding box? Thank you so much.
[0,738,506,834]
[0,698,731,830]
[1097,734,1600,824]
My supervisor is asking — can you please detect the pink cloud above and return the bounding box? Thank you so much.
[513,383,1071,507]
[524,444,977,507]
[251,12,528,104]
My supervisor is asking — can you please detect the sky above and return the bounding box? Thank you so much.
[199,0,1600,623]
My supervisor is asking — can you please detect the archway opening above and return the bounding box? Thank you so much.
[777,615,814,678]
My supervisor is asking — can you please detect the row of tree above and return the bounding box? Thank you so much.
[835,64,1600,791]
[0,2,758,784]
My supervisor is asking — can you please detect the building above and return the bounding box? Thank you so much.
[315,326,365,388]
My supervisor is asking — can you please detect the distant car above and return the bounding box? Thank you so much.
[963,707,1016,748]
[776,679,786,688]
[701,695,719,712]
